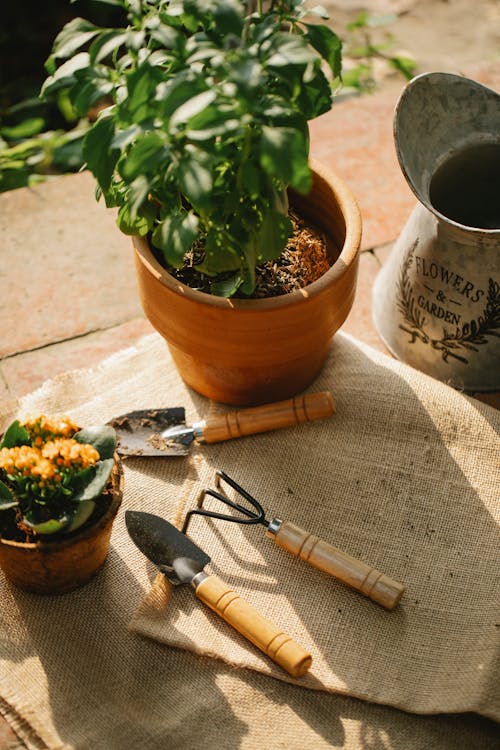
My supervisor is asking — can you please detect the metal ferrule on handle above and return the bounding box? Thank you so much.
[268,521,405,610]
[193,573,312,677]
[200,392,336,444]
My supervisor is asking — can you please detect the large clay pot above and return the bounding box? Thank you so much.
[0,458,123,594]
[133,160,362,405]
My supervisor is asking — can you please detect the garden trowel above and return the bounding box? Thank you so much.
[125,510,312,677]
[109,392,335,457]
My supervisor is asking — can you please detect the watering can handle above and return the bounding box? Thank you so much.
[195,574,312,677]
[201,392,336,443]
[271,521,406,610]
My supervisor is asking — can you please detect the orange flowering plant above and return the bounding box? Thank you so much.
[0,415,117,536]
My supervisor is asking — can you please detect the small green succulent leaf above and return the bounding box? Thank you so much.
[63,500,96,533]
[72,458,115,503]
[24,516,71,535]
[74,426,117,460]
[0,420,30,449]
[0,480,18,510]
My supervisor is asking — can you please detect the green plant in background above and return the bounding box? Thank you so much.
[342,11,416,93]
[0,415,117,535]
[0,95,90,192]
[41,0,342,297]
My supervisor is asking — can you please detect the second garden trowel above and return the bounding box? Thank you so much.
[109,392,335,457]
[125,510,312,677]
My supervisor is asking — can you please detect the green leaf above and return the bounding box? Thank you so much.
[24,517,71,535]
[127,175,151,220]
[1,118,46,140]
[119,132,167,181]
[239,161,260,198]
[117,202,155,235]
[72,458,115,502]
[210,274,243,298]
[266,35,317,68]
[259,126,311,194]
[256,211,292,263]
[74,425,117,460]
[89,29,130,64]
[389,55,417,80]
[296,68,333,118]
[71,79,114,118]
[51,18,101,60]
[170,90,217,128]
[177,154,213,208]
[0,420,30,449]
[82,115,119,191]
[152,210,199,267]
[309,6,330,20]
[213,1,244,36]
[125,64,164,121]
[0,480,17,511]
[304,23,342,78]
[63,500,96,533]
[41,53,91,97]
[156,75,207,119]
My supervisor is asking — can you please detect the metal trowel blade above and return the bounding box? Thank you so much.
[108,408,190,456]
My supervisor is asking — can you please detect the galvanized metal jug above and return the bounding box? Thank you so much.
[373,72,500,391]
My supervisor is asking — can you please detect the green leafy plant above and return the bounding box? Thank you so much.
[342,11,416,93]
[41,0,342,296]
[0,415,117,536]
[0,95,90,192]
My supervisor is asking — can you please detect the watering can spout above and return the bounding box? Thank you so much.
[373,72,500,392]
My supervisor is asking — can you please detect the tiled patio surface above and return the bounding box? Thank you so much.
[0,62,499,748]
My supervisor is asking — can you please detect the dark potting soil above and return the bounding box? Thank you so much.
[164,210,332,298]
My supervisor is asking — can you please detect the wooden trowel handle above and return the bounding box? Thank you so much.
[195,574,312,677]
[201,392,335,443]
[272,522,405,610]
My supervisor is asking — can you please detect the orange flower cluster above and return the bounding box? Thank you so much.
[0,439,99,491]
[22,414,80,445]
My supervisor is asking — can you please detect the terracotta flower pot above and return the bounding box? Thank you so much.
[0,458,123,595]
[133,160,362,405]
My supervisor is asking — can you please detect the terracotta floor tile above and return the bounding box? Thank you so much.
[1,318,154,400]
[0,173,142,358]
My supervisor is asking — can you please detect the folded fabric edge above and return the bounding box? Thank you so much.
[0,694,64,750]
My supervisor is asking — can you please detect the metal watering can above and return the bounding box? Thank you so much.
[373,72,500,392]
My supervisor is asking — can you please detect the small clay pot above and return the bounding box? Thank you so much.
[0,457,123,595]
[133,160,361,405]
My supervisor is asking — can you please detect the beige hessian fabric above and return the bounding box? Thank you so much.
[0,333,499,750]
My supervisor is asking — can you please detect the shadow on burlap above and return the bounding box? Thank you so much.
[0,333,498,750]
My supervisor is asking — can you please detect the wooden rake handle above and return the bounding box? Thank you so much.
[272,522,405,610]
[194,574,312,677]
[201,392,335,443]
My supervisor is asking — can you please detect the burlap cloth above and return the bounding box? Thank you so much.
[0,332,498,750]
